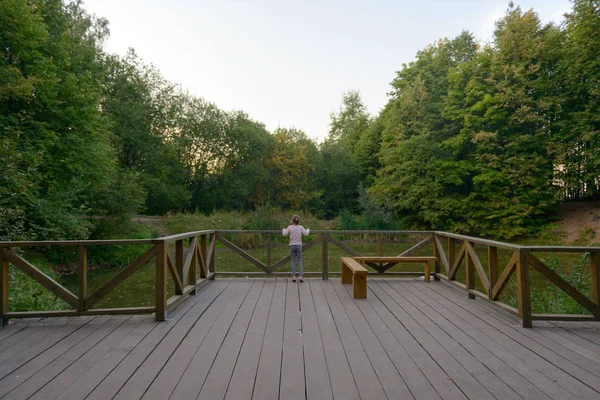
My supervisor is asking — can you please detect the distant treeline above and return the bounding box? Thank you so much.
[1,0,599,241]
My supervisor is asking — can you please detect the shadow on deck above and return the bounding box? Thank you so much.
[1,278,599,400]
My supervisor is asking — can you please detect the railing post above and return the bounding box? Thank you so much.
[322,233,329,280]
[189,237,197,294]
[209,233,216,277]
[156,242,167,321]
[267,233,272,273]
[448,238,456,267]
[466,242,475,299]
[590,251,600,308]
[433,234,441,281]
[1,247,8,327]
[175,239,184,294]
[517,249,532,328]
[201,234,208,277]
[78,245,88,311]
[488,246,498,300]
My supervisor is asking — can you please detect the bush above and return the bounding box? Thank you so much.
[9,251,69,312]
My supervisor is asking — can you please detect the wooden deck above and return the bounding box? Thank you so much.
[1,279,599,400]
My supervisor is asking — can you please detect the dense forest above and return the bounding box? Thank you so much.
[1,0,599,242]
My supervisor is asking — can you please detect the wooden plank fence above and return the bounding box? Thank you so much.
[1,230,599,328]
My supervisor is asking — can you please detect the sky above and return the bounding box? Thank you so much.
[83,0,572,142]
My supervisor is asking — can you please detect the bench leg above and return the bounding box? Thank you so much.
[342,264,352,284]
[353,273,367,299]
[424,261,431,283]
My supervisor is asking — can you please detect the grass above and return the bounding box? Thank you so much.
[8,250,70,312]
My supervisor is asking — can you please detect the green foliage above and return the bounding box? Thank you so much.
[529,254,592,314]
[8,251,69,312]
[3,0,600,247]
[336,186,400,230]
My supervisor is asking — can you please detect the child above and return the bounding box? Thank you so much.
[282,214,310,282]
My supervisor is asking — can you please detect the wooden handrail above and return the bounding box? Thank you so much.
[434,231,522,250]
[1,229,598,329]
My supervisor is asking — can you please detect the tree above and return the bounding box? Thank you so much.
[328,90,371,153]
[314,140,361,218]
[102,50,190,215]
[557,0,600,199]
[373,32,478,231]
[269,128,315,209]
[0,0,128,240]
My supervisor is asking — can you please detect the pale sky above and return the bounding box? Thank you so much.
[83,0,572,142]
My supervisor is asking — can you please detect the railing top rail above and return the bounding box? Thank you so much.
[1,230,597,253]
[524,246,600,252]
[218,230,435,235]
[0,239,155,247]
[154,230,216,243]
[434,231,522,250]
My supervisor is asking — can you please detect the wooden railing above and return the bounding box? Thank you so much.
[1,230,598,328]
[432,232,600,327]
[215,230,434,279]
[0,231,215,325]
[154,231,216,320]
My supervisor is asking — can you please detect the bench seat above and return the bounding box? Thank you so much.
[353,256,437,282]
[341,257,368,299]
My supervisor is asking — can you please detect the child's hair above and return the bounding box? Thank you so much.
[291,214,300,225]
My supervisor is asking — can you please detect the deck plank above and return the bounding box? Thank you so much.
[425,281,600,398]
[418,281,586,400]
[1,278,599,400]
[56,317,157,400]
[86,280,229,400]
[1,316,130,400]
[341,284,441,400]
[403,280,551,400]
[309,279,359,400]
[224,281,275,400]
[0,316,94,379]
[0,320,36,342]
[167,281,255,399]
[551,321,600,347]
[299,279,333,400]
[432,281,600,394]
[0,318,71,364]
[334,281,415,399]
[28,315,142,400]
[197,281,264,400]
[321,279,388,400]
[279,280,305,400]
[389,281,524,400]
[373,280,495,400]
[534,321,600,366]
[367,281,467,400]
[0,316,111,398]
[115,281,237,400]
[252,279,287,400]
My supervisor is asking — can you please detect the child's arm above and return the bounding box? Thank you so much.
[282,226,290,236]
[302,227,310,236]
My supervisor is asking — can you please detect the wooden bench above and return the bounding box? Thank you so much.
[341,257,368,299]
[353,256,437,282]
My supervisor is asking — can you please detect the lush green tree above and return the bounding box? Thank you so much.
[557,0,600,200]
[328,90,371,153]
[0,0,129,240]
[269,128,315,209]
[314,140,361,218]
[458,5,558,237]
[373,32,478,230]
[102,50,190,215]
